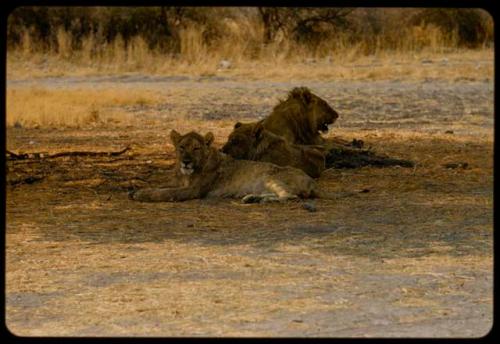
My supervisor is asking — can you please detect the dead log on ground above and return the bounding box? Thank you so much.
[6,146,131,161]
[325,145,415,169]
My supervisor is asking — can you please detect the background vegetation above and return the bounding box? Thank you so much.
[7,7,493,68]
[6,7,494,127]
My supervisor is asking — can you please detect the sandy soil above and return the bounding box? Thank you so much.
[5,75,493,337]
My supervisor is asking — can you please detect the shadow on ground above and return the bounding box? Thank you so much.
[6,133,493,261]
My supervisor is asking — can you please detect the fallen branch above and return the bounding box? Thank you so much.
[6,150,30,160]
[6,146,131,160]
[8,175,45,186]
[323,136,414,169]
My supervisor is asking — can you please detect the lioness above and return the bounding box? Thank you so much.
[262,87,339,145]
[221,121,326,178]
[130,130,325,203]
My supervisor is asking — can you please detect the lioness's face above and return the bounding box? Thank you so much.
[310,95,339,133]
[171,130,214,175]
[221,123,255,159]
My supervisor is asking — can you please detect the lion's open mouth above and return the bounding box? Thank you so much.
[180,162,194,175]
[319,122,330,133]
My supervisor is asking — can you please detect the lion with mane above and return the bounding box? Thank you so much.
[262,86,339,145]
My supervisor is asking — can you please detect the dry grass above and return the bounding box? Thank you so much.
[5,125,493,336]
[7,18,494,81]
[6,88,165,128]
[7,49,493,80]
[6,45,494,129]
[7,50,493,127]
[7,47,493,82]
[238,49,493,81]
[5,40,494,336]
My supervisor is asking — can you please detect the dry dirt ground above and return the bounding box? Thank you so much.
[5,74,493,337]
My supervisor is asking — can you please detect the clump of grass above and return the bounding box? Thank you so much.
[6,87,163,128]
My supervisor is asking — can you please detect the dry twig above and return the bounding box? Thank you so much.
[6,146,131,161]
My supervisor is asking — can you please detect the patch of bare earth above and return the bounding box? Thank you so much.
[5,76,493,337]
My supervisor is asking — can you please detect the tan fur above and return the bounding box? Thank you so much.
[262,87,339,145]
[222,121,326,178]
[131,130,321,203]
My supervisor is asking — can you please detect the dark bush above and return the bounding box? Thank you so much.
[410,8,491,48]
[7,7,494,55]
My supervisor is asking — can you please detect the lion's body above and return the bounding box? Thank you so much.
[131,130,318,203]
[262,87,339,145]
[205,159,315,199]
[222,121,326,178]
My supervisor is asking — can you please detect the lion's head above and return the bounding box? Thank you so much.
[170,130,215,176]
[288,87,339,134]
[221,121,261,159]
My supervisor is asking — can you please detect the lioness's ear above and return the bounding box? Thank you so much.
[170,130,181,145]
[234,122,242,129]
[204,132,215,146]
[253,122,264,139]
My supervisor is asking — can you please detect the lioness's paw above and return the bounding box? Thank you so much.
[260,195,280,203]
[129,189,148,201]
[241,194,262,204]
[127,188,137,200]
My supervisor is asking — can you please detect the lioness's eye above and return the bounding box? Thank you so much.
[193,147,201,151]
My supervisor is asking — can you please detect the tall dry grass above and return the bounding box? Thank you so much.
[6,88,164,128]
[7,11,493,79]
